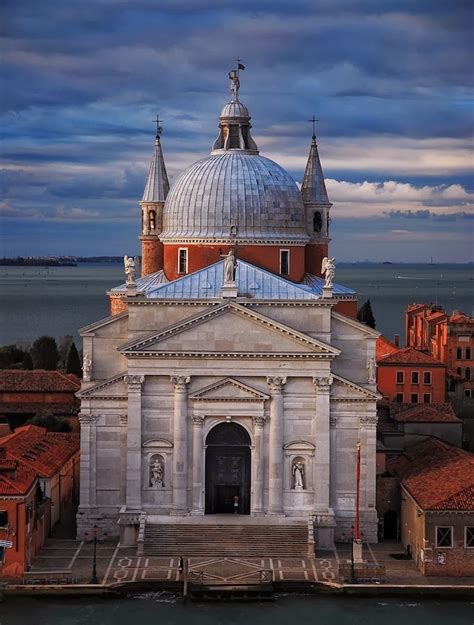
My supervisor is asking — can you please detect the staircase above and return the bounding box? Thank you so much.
[143,522,308,557]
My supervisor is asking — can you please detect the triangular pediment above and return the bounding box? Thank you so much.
[190,378,269,402]
[331,374,381,402]
[120,301,339,359]
[77,373,127,399]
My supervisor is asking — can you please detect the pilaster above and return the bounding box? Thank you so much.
[190,415,204,515]
[171,375,190,514]
[266,376,286,515]
[124,375,145,510]
[251,416,266,515]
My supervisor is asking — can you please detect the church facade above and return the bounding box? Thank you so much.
[77,70,380,548]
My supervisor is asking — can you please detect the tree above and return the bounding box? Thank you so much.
[30,336,59,370]
[22,351,33,370]
[58,335,73,369]
[25,413,71,433]
[65,342,82,377]
[0,344,26,369]
[357,299,376,329]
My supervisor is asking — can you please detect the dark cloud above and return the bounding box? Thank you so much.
[385,209,474,221]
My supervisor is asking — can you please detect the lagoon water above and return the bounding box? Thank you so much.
[1,595,473,625]
[1,263,472,346]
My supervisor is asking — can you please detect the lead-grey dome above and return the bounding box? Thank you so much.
[161,152,308,243]
[220,100,250,118]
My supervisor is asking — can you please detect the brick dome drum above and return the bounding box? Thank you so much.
[160,151,308,243]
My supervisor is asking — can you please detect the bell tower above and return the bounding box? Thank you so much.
[139,117,170,277]
[302,118,332,276]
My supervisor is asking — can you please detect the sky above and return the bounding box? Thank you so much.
[1,0,473,262]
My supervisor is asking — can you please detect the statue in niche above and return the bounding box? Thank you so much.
[221,249,237,285]
[292,460,305,490]
[150,457,164,487]
[321,256,336,288]
[367,357,376,384]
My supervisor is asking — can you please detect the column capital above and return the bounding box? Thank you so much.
[78,412,99,424]
[266,376,287,393]
[191,415,204,426]
[359,415,378,429]
[124,374,145,388]
[252,416,266,427]
[170,375,191,391]
[313,375,333,393]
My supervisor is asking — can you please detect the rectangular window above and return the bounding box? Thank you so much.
[178,248,188,274]
[436,526,453,548]
[466,347,471,360]
[411,393,418,403]
[411,371,419,384]
[280,249,290,276]
[465,527,474,548]
[423,371,431,385]
[423,393,431,404]
[396,371,404,384]
[396,393,404,403]
[465,389,473,399]
[0,510,8,527]
[456,347,463,359]
[0,546,4,563]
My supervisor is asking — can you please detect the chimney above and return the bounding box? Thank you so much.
[394,334,400,347]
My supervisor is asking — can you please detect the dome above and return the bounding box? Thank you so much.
[161,152,308,243]
[220,100,250,118]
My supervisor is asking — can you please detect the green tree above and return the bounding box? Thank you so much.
[31,336,59,370]
[58,335,73,369]
[0,344,26,369]
[22,351,34,370]
[25,413,71,433]
[65,342,82,377]
[357,299,376,329]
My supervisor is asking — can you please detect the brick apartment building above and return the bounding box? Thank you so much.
[405,304,473,401]
[376,344,447,405]
[0,425,79,578]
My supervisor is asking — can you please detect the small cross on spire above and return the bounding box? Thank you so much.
[153,114,163,138]
[308,115,319,140]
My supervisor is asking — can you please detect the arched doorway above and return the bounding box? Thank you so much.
[383,510,399,540]
[205,422,251,515]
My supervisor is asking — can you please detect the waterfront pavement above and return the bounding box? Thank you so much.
[25,538,474,587]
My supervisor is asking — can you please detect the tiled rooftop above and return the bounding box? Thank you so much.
[387,438,474,511]
[377,346,444,366]
[0,424,79,479]
[376,336,399,361]
[0,370,81,393]
[389,403,460,424]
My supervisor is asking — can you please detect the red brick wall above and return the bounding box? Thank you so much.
[304,242,328,276]
[333,300,358,319]
[140,236,163,276]
[109,296,128,316]
[423,513,474,577]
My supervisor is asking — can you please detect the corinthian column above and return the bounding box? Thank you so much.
[251,416,266,515]
[124,375,145,510]
[312,376,333,513]
[170,375,190,514]
[190,415,204,515]
[266,376,286,515]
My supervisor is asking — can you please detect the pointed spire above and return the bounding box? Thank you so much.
[301,120,330,205]
[142,116,170,203]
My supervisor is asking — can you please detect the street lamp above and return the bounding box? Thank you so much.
[84,524,106,584]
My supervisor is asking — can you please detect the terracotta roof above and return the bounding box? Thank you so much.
[390,403,460,424]
[449,311,473,324]
[376,336,399,361]
[387,438,474,511]
[377,346,444,366]
[0,402,79,416]
[0,425,79,478]
[0,462,37,496]
[0,370,80,392]
[407,303,426,312]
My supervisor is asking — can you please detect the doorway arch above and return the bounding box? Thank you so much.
[205,422,251,514]
[383,510,399,540]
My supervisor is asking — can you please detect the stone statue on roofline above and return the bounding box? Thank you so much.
[82,354,92,380]
[124,255,138,285]
[228,70,240,100]
[321,256,336,288]
[222,249,237,285]
[367,357,376,384]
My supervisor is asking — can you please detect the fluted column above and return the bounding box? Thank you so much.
[251,416,266,515]
[358,413,378,541]
[171,375,190,514]
[267,377,286,515]
[78,412,97,509]
[124,375,145,510]
[312,376,333,513]
[190,415,204,515]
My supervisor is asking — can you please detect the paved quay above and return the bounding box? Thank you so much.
[21,538,474,588]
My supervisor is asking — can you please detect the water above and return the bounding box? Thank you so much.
[0,263,472,346]
[0,595,472,624]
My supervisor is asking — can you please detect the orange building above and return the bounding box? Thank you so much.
[376,345,447,404]
[405,304,473,400]
[0,425,79,578]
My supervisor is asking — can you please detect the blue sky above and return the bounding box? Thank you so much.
[1,0,473,261]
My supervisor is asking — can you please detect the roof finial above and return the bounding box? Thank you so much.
[153,114,163,139]
[308,115,318,141]
[228,59,245,101]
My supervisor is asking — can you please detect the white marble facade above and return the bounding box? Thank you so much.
[77,296,380,547]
